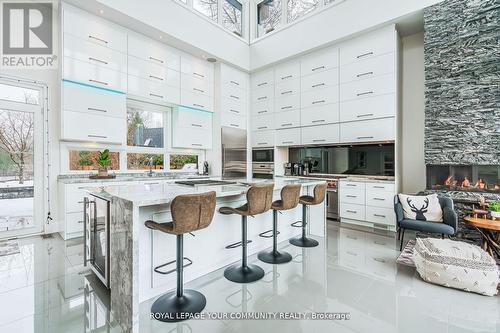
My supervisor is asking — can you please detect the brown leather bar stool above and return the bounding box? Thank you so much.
[219,183,274,283]
[258,184,302,264]
[145,191,216,322]
[289,183,327,248]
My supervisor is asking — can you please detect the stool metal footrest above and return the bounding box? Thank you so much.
[225,240,252,249]
[154,257,193,275]
[291,220,303,228]
[259,229,280,238]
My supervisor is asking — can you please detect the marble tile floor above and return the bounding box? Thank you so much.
[0,224,498,333]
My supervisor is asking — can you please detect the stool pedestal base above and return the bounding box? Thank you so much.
[224,264,265,283]
[289,236,319,248]
[258,250,292,264]
[150,289,206,322]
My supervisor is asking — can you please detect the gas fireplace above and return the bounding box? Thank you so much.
[427,165,500,193]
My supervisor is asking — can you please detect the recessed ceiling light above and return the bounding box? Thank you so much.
[159,35,163,39]
[99,9,104,14]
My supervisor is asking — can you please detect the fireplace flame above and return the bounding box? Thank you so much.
[461,177,471,187]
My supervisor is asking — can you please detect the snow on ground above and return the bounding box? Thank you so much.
[0,198,34,231]
[0,179,34,188]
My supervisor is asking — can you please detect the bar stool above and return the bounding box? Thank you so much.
[219,183,274,283]
[289,183,327,248]
[258,184,302,264]
[144,191,216,322]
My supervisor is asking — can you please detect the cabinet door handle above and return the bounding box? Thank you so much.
[193,88,205,93]
[230,95,240,100]
[373,198,386,201]
[346,195,357,198]
[313,139,326,142]
[149,75,164,81]
[346,184,357,187]
[312,83,325,88]
[191,123,202,127]
[193,103,205,108]
[357,113,374,118]
[191,143,203,147]
[281,106,292,110]
[193,72,205,78]
[357,51,373,59]
[357,91,373,96]
[150,93,163,99]
[89,79,108,86]
[149,56,164,64]
[230,123,239,127]
[257,126,268,129]
[346,210,357,213]
[281,90,293,95]
[88,134,107,139]
[373,257,386,263]
[281,123,293,127]
[311,65,325,72]
[257,96,267,101]
[282,141,294,144]
[88,57,108,65]
[281,75,292,80]
[373,185,385,189]
[258,142,268,145]
[312,100,325,104]
[257,110,268,114]
[357,71,373,77]
[229,109,240,114]
[88,35,108,44]
[87,107,107,113]
[346,235,357,240]
[312,119,325,123]
[374,214,386,218]
[230,80,240,86]
[357,136,374,139]
[257,82,268,87]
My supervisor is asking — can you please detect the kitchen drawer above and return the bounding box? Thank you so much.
[128,33,180,70]
[221,64,247,90]
[62,110,124,144]
[340,188,365,205]
[339,180,365,190]
[180,90,214,112]
[340,52,395,84]
[251,69,274,89]
[366,233,395,251]
[275,93,300,112]
[63,33,126,73]
[301,123,339,145]
[173,107,212,130]
[65,188,86,213]
[63,5,127,53]
[340,93,395,122]
[62,81,125,118]
[340,26,396,66]
[65,212,85,234]
[340,73,395,102]
[128,75,180,104]
[221,83,246,103]
[251,130,274,147]
[274,61,300,83]
[366,182,394,192]
[301,85,339,108]
[221,111,246,130]
[252,114,275,131]
[181,73,213,97]
[180,56,213,81]
[340,203,365,221]
[221,97,246,116]
[128,56,180,87]
[301,46,339,76]
[172,127,212,149]
[340,117,395,143]
[252,85,274,104]
[275,79,300,97]
[274,109,301,129]
[301,103,339,126]
[251,99,274,116]
[301,68,339,93]
[63,57,127,92]
[365,206,396,226]
[275,128,301,146]
[366,190,393,208]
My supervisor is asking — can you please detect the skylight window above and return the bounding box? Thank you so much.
[222,0,243,36]
[287,0,320,23]
[257,0,282,37]
[193,0,218,21]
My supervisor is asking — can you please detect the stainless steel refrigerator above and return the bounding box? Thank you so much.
[221,127,247,179]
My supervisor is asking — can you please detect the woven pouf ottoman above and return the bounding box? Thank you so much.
[413,238,499,296]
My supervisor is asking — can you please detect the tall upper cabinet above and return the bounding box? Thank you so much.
[219,64,249,130]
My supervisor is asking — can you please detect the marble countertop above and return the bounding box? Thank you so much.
[57,172,206,184]
[88,177,326,207]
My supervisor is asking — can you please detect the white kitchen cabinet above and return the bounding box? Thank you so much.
[274,110,301,129]
[340,93,395,123]
[64,57,127,92]
[62,110,125,144]
[128,33,180,71]
[221,111,246,130]
[340,73,395,102]
[252,113,275,131]
[221,98,246,117]
[340,203,365,221]
[173,107,213,131]
[180,90,214,112]
[251,85,274,104]
[301,68,339,93]
[62,82,125,118]
[275,128,301,146]
[172,108,213,149]
[220,83,246,103]
[365,190,394,208]
[219,63,249,131]
[275,79,300,97]
[251,69,274,89]
[128,75,180,104]
[340,26,396,66]
[274,61,300,83]
[181,55,213,80]
[300,46,339,76]
[340,52,395,84]
[300,85,339,109]
[220,64,247,89]
[128,56,181,87]
[63,5,127,53]
[275,93,300,112]
[339,188,366,205]
[340,117,395,143]
[251,130,275,147]
[181,73,213,97]
[365,206,395,226]
[301,103,339,126]
[251,99,274,116]
[301,123,339,145]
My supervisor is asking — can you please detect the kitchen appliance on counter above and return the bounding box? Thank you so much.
[222,127,247,179]
[84,193,111,288]
[252,148,274,163]
[284,163,293,176]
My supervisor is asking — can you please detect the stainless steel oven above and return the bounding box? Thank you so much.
[252,149,274,163]
[84,193,110,288]
[252,162,274,179]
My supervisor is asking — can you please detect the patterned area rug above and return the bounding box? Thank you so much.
[0,240,20,257]
[396,239,416,267]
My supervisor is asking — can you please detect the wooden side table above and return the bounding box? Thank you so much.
[463,217,500,258]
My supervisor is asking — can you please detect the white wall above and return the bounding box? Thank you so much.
[249,0,442,70]
[401,32,426,194]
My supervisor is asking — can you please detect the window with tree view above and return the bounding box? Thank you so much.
[193,0,218,21]
[69,150,120,171]
[287,0,320,22]
[257,0,282,37]
[127,107,164,148]
[170,154,198,171]
[127,153,164,170]
[222,0,243,36]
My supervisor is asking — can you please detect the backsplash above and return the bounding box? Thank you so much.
[423,0,499,165]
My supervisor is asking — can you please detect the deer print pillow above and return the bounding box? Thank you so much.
[398,194,443,222]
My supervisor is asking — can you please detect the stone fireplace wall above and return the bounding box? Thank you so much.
[423,0,500,165]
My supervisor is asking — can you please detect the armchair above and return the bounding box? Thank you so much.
[394,195,458,251]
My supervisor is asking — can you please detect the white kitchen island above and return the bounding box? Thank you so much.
[90,177,326,332]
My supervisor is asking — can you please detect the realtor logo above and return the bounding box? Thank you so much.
[1,1,56,68]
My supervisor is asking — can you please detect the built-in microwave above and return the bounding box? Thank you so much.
[252,148,274,163]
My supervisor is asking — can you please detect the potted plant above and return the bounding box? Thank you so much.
[97,149,111,177]
[489,201,500,220]
[78,151,93,171]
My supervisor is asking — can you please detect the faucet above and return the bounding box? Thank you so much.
[147,156,154,177]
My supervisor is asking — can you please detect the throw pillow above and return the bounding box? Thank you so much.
[398,193,443,222]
